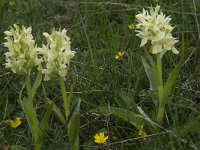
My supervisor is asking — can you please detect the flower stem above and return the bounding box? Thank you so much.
[60,77,70,119]
[156,55,165,123]
[25,75,33,105]
[156,55,163,87]
[157,105,165,123]
[25,75,41,150]
[60,77,80,150]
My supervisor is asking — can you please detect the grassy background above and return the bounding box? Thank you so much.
[0,0,200,149]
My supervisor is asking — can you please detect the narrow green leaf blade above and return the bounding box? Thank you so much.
[19,84,39,139]
[118,92,136,109]
[51,102,66,125]
[67,99,81,124]
[20,98,38,138]
[145,50,157,70]
[68,114,80,149]
[39,103,53,141]
[142,56,158,91]
[42,84,65,124]
[163,57,184,104]
[68,99,81,149]
[31,72,42,97]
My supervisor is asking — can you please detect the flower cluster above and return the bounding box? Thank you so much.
[42,29,75,81]
[4,24,42,75]
[4,25,75,80]
[135,5,178,56]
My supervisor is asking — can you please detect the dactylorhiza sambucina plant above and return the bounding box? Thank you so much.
[135,5,183,123]
[42,29,80,150]
[4,24,53,150]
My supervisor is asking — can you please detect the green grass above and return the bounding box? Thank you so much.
[0,0,200,149]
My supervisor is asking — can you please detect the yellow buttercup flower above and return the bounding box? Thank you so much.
[138,124,147,138]
[94,132,108,144]
[128,24,135,30]
[115,51,125,60]
[9,117,21,128]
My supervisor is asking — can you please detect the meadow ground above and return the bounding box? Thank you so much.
[0,0,200,149]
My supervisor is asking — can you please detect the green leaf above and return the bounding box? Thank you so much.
[51,102,66,125]
[21,99,38,125]
[67,99,81,124]
[137,106,159,128]
[19,84,25,103]
[38,103,53,141]
[20,98,39,138]
[68,75,76,105]
[91,106,144,129]
[145,50,157,70]
[11,145,28,150]
[68,114,80,150]
[142,56,158,91]
[42,84,65,124]
[162,56,184,104]
[68,99,81,150]
[118,92,136,110]
[19,85,38,136]
[31,72,42,98]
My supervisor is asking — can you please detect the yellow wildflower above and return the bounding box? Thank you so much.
[115,51,125,60]
[94,132,108,144]
[9,117,21,128]
[138,124,147,138]
[128,23,135,30]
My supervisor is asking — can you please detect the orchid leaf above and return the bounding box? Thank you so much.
[39,102,53,142]
[91,106,144,129]
[142,56,158,91]
[42,84,65,124]
[68,75,76,105]
[163,56,184,104]
[31,72,42,98]
[68,99,81,149]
